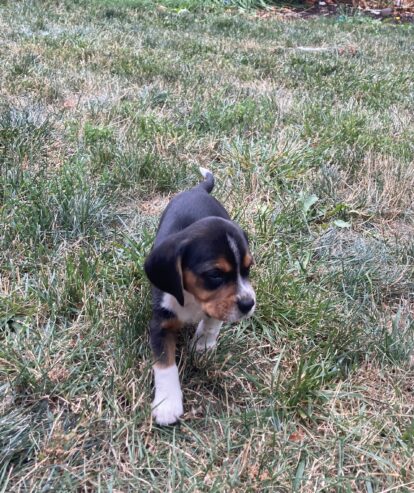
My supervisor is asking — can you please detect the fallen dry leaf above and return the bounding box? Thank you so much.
[63,98,77,109]
[288,429,306,442]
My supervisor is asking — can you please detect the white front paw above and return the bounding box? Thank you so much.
[193,319,222,353]
[194,335,217,353]
[152,394,183,426]
[152,364,183,425]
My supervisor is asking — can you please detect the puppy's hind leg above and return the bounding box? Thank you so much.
[192,318,223,352]
[150,318,183,426]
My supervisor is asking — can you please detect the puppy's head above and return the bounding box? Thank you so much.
[144,217,255,322]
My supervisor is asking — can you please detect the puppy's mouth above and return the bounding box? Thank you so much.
[202,305,255,323]
[227,308,255,323]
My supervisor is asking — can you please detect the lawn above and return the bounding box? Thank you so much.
[1,0,414,491]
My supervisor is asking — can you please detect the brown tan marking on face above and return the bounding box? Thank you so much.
[183,269,237,321]
[215,257,233,273]
[243,253,253,269]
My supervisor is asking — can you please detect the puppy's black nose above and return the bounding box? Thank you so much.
[237,298,255,314]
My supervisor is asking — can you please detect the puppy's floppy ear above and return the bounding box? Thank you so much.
[144,235,187,306]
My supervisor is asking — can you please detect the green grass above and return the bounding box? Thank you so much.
[1,0,414,491]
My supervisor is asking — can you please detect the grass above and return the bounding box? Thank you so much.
[1,0,413,491]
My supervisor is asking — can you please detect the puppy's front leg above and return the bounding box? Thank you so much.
[192,318,223,352]
[150,318,183,426]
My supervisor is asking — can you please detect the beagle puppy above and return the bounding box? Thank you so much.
[144,168,255,425]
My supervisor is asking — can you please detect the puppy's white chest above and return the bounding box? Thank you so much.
[161,291,204,324]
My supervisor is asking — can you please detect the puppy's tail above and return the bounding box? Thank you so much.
[198,167,215,194]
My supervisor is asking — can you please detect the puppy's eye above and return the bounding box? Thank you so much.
[206,270,223,280]
[204,269,225,288]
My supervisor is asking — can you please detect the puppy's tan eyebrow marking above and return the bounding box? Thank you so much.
[214,257,233,273]
[243,254,253,269]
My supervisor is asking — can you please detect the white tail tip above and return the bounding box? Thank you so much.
[199,167,211,178]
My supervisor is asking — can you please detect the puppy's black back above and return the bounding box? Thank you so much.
[155,173,229,246]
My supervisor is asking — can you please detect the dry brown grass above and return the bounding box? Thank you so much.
[1,0,414,491]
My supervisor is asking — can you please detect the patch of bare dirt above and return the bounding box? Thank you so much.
[255,2,414,23]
